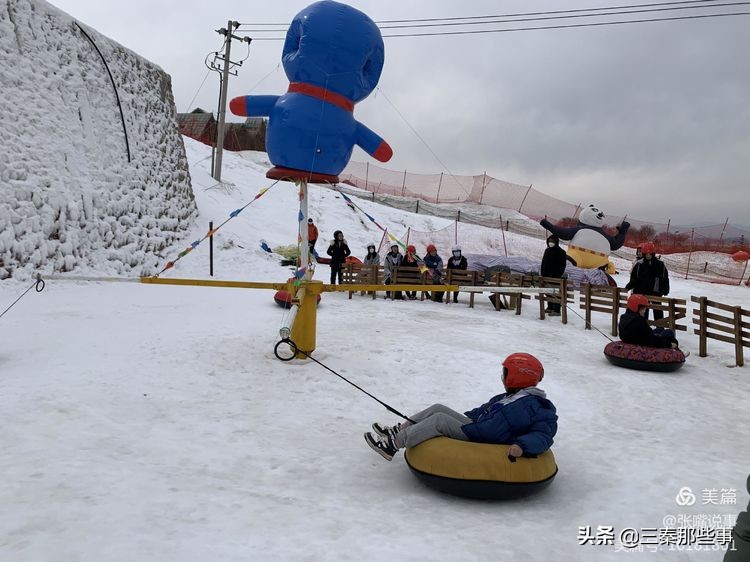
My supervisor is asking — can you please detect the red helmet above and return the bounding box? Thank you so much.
[502,353,544,389]
[627,293,649,312]
[641,242,655,255]
[426,244,437,253]
[407,245,416,253]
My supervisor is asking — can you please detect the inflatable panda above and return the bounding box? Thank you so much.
[540,204,630,274]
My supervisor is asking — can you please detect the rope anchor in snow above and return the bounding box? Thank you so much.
[0,274,45,321]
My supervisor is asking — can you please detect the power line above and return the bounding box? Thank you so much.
[247,11,750,40]
[237,0,729,28]
[382,10,750,37]
[375,2,750,29]
[241,1,747,32]
[376,86,471,199]
[376,0,726,23]
[185,68,211,112]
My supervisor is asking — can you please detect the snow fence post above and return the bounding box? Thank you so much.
[685,229,694,280]
[209,221,214,277]
[734,307,745,367]
[698,297,708,358]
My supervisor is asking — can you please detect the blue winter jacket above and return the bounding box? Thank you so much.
[462,388,558,455]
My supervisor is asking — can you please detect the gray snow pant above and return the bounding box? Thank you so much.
[398,403,471,449]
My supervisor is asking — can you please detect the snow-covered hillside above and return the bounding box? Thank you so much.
[1,136,747,561]
[0,0,195,279]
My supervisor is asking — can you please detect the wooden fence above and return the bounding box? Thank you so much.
[691,297,750,366]
[340,264,747,367]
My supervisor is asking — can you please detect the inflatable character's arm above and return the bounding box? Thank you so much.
[539,219,578,241]
[229,95,280,117]
[355,122,393,163]
[609,221,631,250]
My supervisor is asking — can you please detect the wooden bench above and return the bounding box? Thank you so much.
[692,296,750,366]
[482,271,538,314]
[342,263,382,300]
[534,277,572,324]
[392,266,428,301]
[445,270,483,306]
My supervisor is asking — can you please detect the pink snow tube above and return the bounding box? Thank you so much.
[273,290,321,309]
[604,341,685,372]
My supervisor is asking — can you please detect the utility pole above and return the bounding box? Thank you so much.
[211,21,251,182]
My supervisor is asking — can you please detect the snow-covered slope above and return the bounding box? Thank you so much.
[0,0,195,279]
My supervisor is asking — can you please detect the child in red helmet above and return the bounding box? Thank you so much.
[365,353,558,461]
[619,294,680,349]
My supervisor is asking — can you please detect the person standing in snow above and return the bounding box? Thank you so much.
[446,245,467,303]
[402,244,420,300]
[423,244,444,302]
[618,294,679,349]
[625,242,670,321]
[307,218,319,256]
[365,353,558,462]
[540,235,568,316]
[326,230,350,285]
[383,242,403,300]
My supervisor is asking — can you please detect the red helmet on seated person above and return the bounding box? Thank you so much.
[426,244,437,253]
[627,294,649,312]
[641,242,655,255]
[502,353,544,389]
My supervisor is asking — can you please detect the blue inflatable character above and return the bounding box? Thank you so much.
[230,1,392,183]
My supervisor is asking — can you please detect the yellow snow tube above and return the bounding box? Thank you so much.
[404,437,557,500]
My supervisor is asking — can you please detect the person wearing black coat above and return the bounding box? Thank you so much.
[326,230,351,285]
[625,242,669,321]
[540,235,568,314]
[619,294,679,348]
[446,245,468,303]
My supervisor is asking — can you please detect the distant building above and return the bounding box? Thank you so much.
[176,108,266,152]
[176,108,216,146]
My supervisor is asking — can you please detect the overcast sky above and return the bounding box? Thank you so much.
[50,0,750,226]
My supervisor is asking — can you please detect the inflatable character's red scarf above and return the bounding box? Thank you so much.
[288,82,354,113]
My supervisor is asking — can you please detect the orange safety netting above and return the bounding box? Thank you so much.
[337,163,750,286]
[340,161,750,257]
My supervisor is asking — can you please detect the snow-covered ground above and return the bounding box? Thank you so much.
[1,138,749,561]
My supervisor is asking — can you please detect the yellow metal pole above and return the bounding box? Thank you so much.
[140,277,289,291]
[290,178,319,359]
[290,280,323,358]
